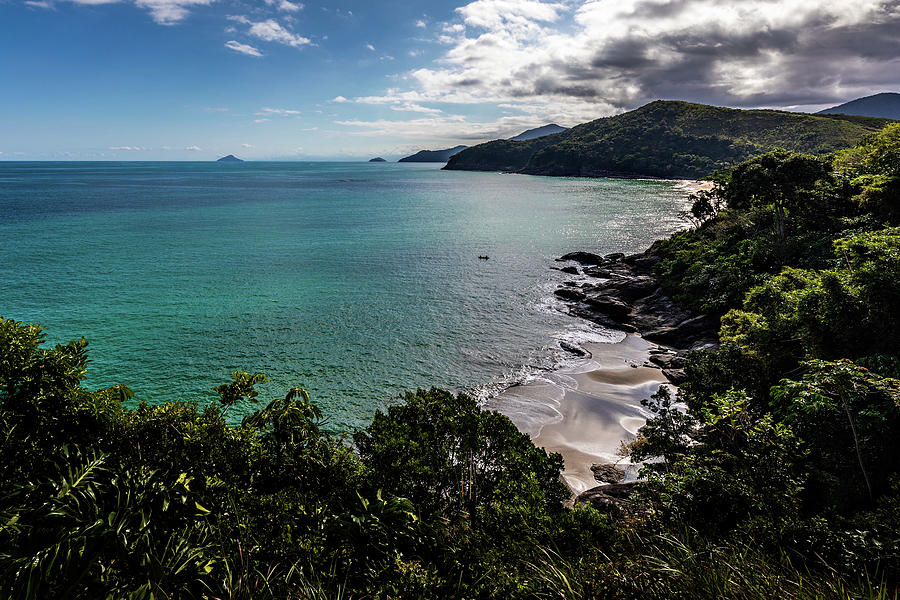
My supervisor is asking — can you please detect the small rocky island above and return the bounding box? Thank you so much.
[216,155,244,162]
[368,157,387,162]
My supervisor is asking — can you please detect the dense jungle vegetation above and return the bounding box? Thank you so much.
[2,123,900,598]
[444,100,892,179]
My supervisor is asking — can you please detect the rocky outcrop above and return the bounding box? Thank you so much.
[591,462,625,484]
[575,482,635,515]
[555,250,718,358]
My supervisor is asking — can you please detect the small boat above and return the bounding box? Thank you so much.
[478,255,489,260]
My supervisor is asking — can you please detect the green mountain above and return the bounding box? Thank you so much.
[398,145,468,162]
[509,123,567,141]
[819,92,900,119]
[444,100,892,179]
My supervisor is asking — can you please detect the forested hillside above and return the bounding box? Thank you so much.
[445,100,892,179]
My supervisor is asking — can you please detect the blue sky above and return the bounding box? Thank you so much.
[2,0,898,160]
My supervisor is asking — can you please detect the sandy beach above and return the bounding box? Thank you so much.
[489,334,669,494]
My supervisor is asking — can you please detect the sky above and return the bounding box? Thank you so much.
[1,0,899,160]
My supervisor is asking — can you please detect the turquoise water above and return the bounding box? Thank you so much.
[0,161,691,431]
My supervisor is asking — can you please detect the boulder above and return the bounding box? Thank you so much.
[575,482,636,516]
[585,294,632,320]
[554,288,586,302]
[662,368,688,384]
[591,463,625,484]
[560,341,587,357]
[558,251,605,265]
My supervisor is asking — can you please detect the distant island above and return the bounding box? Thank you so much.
[216,155,244,163]
[398,145,468,163]
[368,157,387,162]
[508,123,568,141]
[818,92,900,120]
[445,100,892,179]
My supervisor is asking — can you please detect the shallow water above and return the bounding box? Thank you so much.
[0,161,691,431]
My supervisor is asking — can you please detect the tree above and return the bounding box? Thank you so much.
[724,150,830,242]
[354,388,568,520]
[773,359,900,510]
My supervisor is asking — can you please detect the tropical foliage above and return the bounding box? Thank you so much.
[3,122,900,598]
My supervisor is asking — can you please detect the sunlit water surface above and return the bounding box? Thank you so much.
[1,161,691,431]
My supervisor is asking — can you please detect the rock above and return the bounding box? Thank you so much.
[662,368,688,384]
[575,482,636,515]
[368,157,387,162]
[591,463,625,484]
[585,294,632,320]
[554,288,586,301]
[582,267,612,278]
[553,246,717,353]
[560,265,579,275]
[557,251,605,265]
[604,276,657,302]
[560,341,587,357]
[649,353,687,370]
[216,154,244,162]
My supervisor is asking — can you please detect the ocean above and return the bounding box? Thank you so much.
[0,161,692,432]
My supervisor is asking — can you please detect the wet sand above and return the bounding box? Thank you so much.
[489,334,668,494]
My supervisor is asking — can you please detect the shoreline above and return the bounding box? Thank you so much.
[487,226,716,496]
[487,333,669,494]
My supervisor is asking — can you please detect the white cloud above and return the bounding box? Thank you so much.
[335,113,550,142]
[132,0,213,24]
[63,0,212,23]
[185,145,202,151]
[242,143,254,148]
[256,107,301,116]
[246,18,311,48]
[390,102,443,115]
[109,146,143,150]
[415,19,427,28]
[331,96,349,103]
[349,0,900,127]
[366,43,376,51]
[254,118,271,123]
[24,0,54,8]
[225,40,264,57]
[265,0,302,11]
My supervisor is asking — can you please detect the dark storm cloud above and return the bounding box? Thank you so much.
[537,0,900,109]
